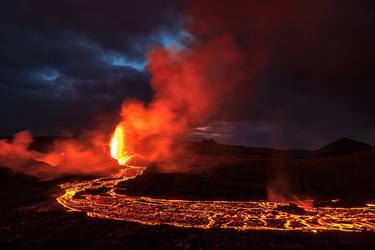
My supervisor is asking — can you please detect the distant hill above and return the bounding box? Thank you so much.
[315,138,374,157]
[186,139,306,157]
[187,138,374,158]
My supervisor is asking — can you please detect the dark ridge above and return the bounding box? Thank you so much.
[186,138,374,158]
[315,138,374,157]
[187,139,250,155]
[186,139,308,158]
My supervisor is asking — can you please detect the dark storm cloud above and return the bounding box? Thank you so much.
[1,0,375,148]
[0,0,185,58]
[187,0,375,148]
[0,0,185,135]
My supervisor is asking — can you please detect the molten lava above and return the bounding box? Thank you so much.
[57,166,375,233]
[110,125,132,166]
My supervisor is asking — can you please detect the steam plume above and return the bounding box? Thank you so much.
[0,131,117,179]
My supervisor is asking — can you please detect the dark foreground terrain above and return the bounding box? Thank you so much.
[0,138,375,249]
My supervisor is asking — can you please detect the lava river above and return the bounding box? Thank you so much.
[57,165,375,233]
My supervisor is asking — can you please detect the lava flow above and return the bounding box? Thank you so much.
[56,127,375,233]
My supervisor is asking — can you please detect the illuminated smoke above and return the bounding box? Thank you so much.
[114,34,246,164]
[0,131,118,179]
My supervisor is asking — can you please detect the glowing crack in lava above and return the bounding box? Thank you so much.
[56,168,375,232]
[56,127,375,233]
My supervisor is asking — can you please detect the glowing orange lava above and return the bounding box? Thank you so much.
[57,165,375,233]
[110,125,132,166]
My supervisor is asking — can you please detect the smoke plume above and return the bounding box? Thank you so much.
[117,35,246,163]
[0,131,117,179]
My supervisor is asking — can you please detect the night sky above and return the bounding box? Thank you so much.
[1,0,375,149]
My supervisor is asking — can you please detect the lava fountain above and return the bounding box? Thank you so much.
[110,125,133,166]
